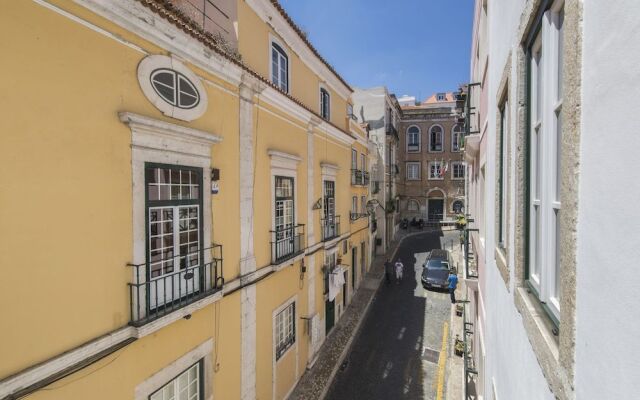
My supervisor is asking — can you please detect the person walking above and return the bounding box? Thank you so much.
[394,259,404,283]
[447,269,459,304]
[384,259,393,285]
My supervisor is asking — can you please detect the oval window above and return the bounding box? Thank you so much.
[150,69,200,109]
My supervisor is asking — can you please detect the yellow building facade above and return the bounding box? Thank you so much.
[0,1,374,399]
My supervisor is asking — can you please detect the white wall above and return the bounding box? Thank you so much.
[475,0,555,398]
[575,0,640,397]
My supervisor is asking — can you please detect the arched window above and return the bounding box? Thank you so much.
[407,199,420,211]
[429,125,443,152]
[406,126,420,152]
[320,88,330,120]
[452,124,464,151]
[452,200,464,214]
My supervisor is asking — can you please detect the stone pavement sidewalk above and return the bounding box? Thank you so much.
[288,230,417,400]
[444,230,465,400]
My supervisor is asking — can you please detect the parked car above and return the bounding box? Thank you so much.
[421,249,453,290]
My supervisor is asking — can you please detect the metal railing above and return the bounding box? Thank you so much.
[351,169,363,185]
[270,224,305,264]
[350,169,370,186]
[350,212,368,221]
[128,244,224,326]
[463,302,478,400]
[465,228,479,279]
[321,215,341,241]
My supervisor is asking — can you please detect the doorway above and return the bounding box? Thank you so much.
[428,199,444,221]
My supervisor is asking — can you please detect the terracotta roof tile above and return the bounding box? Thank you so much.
[135,0,355,140]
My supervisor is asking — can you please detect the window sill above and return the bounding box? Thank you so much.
[514,287,572,399]
[494,246,510,289]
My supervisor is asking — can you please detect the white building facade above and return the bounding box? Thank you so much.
[464,0,640,399]
[352,87,402,255]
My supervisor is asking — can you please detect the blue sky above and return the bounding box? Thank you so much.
[278,0,474,101]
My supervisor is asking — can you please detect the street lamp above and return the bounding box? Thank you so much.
[366,199,385,215]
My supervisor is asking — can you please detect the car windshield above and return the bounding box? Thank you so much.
[426,259,449,270]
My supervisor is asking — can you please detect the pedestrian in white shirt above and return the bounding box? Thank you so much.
[394,259,404,284]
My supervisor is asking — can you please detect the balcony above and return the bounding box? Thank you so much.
[351,169,370,186]
[321,215,341,241]
[128,244,224,326]
[350,212,369,222]
[386,124,399,141]
[270,224,305,264]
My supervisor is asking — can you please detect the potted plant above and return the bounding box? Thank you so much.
[454,336,465,357]
[455,214,467,230]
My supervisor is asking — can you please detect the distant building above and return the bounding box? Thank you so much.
[352,87,402,254]
[397,91,466,222]
[396,95,417,107]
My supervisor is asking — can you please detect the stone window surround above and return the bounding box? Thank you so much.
[512,0,580,398]
[494,55,511,290]
[405,161,421,180]
[134,339,214,400]
[137,55,208,122]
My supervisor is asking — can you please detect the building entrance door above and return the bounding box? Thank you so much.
[428,199,444,221]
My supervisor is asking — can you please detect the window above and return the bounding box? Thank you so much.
[352,196,358,214]
[361,196,367,216]
[347,103,356,121]
[406,126,421,152]
[406,162,421,180]
[452,162,465,179]
[429,125,443,152]
[146,165,202,310]
[275,302,296,360]
[271,42,288,92]
[150,69,200,109]
[351,149,357,170]
[452,124,464,151]
[320,88,331,120]
[429,161,443,180]
[437,93,446,101]
[323,180,337,240]
[407,200,419,211]
[150,361,202,400]
[498,101,509,248]
[360,153,366,171]
[274,176,295,258]
[526,1,564,322]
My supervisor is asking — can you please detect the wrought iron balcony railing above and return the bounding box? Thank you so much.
[363,171,370,185]
[128,244,224,326]
[350,212,369,222]
[351,169,363,185]
[270,224,305,264]
[321,215,341,241]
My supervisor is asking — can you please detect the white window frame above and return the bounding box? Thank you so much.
[451,124,464,152]
[451,161,465,180]
[274,299,296,361]
[351,149,357,170]
[428,161,444,180]
[527,0,564,321]
[135,339,213,400]
[320,86,331,121]
[268,150,301,264]
[361,196,366,216]
[352,196,358,214]
[360,153,366,171]
[121,112,220,328]
[436,93,446,101]
[270,36,290,93]
[498,100,509,248]
[428,124,444,153]
[406,162,421,181]
[406,125,421,152]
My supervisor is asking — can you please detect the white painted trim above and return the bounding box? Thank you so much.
[451,123,464,152]
[405,124,422,153]
[73,0,243,87]
[428,123,445,153]
[268,149,302,170]
[120,111,219,323]
[451,161,466,180]
[320,163,339,179]
[269,33,291,94]
[405,161,421,180]
[34,0,148,55]
[245,0,351,100]
[319,82,331,121]
[272,295,299,400]
[137,55,208,122]
[135,339,214,400]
